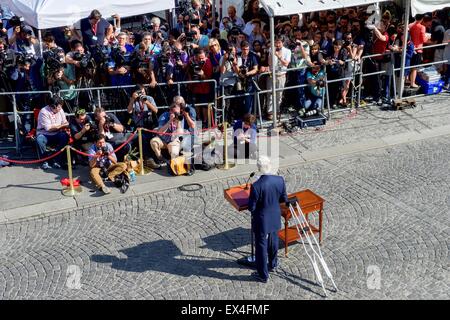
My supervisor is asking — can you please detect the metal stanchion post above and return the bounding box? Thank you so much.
[12,95,20,153]
[325,74,331,120]
[217,122,235,170]
[62,147,82,196]
[137,128,151,175]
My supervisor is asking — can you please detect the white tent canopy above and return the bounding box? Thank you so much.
[259,0,385,16]
[411,0,449,16]
[3,0,175,29]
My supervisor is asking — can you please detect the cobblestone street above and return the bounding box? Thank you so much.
[0,131,449,299]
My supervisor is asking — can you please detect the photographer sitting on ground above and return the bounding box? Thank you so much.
[150,98,196,165]
[88,133,129,195]
[298,64,326,117]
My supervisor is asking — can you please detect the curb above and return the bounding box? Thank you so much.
[2,124,450,224]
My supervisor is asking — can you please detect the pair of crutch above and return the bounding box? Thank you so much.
[287,198,338,297]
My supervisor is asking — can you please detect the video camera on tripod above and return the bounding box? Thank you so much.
[43,48,66,75]
[72,50,93,70]
[15,52,36,66]
[0,50,16,71]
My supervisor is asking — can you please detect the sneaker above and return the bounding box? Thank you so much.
[41,162,52,170]
[251,272,268,283]
[298,108,306,117]
[52,162,62,169]
[101,186,111,194]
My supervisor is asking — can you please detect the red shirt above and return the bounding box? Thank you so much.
[409,22,427,53]
[189,58,213,95]
[372,32,388,60]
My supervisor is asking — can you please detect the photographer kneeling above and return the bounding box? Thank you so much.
[93,107,131,161]
[150,97,196,165]
[88,134,129,195]
[70,108,96,165]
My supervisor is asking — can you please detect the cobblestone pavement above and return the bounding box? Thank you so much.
[283,93,450,153]
[0,133,449,300]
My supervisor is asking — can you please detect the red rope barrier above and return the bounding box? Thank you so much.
[0,148,66,165]
[70,131,137,158]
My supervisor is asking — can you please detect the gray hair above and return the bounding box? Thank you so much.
[257,155,272,174]
[151,17,161,26]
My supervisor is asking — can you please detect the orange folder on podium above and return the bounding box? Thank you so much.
[224,184,251,211]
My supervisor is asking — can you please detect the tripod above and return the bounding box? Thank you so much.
[75,73,95,111]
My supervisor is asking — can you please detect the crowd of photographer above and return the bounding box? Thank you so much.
[1,1,450,193]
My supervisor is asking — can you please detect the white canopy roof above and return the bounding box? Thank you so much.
[3,0,175,29]
[411,0,449,16]
[259,0,385,17]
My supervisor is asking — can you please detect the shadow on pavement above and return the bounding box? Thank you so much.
[91,239,254,282]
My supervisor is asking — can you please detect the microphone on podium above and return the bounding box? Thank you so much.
[244,172,256,190]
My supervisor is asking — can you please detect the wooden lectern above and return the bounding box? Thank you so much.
[224,185,325,259]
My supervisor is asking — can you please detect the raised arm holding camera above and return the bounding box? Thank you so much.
[127,84,158,130]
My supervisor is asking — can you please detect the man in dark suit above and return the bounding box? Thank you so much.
[248,156,288,282]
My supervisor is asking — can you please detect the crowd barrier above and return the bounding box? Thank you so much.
[1,42,449,153]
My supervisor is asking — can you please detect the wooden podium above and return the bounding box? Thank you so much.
[224,185,325,258]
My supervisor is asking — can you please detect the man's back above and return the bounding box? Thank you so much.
[249,175,288,234]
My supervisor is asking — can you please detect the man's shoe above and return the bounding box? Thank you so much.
[145,158,161,170]
[266,113,273,120]
[269,263,279,273]
[41,162,52,170]
[101,186,111,194]
[251,272,268,283]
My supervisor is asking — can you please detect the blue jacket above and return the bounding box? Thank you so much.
[248,175,288,234]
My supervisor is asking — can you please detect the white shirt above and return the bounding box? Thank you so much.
[269,47,292,75]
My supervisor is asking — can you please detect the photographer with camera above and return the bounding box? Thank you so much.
[93,107,131,161]
[187,48,213,125]
[236,41,259,118]
[219,44,240,122]
[36,96,70,170]
[130,41,158,87]
[65,40,94,79]
[165,40,189,99]
[127,84,158,130]
[107,32,134,87]
[220,5,245,32]
[69,108,96,164]
[189,26,209,50]
[298,64,326,117]
[88,133,129,195]
[150,96,196,165]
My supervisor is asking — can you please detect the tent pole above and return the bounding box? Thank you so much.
[399,0,411,100]
[212,0,216,29]
[270,14,277,128]
[38,29,43,58]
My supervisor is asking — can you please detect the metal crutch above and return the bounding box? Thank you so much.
[288,203,328,297]
[294,202,338,292]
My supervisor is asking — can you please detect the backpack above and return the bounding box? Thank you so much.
[169,156,194,176]
[114,172,130,193]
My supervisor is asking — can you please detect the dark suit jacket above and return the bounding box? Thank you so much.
[248,175,288,234]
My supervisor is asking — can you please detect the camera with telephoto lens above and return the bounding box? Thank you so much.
[0,50,16,71]
[110,45,127,68]
[86,120,97,131]
[101,146,109,155]
[173,112,184,121]
[190,60,205,80]
[316,79,325,88]
[135,90,148,102]
[227,49,235,63]
[15,52,36,66]
[104,116,115,127]
[72,51,92,69]
[44,48,65,75]
[185,31,196,44]
[239,65,248,77]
